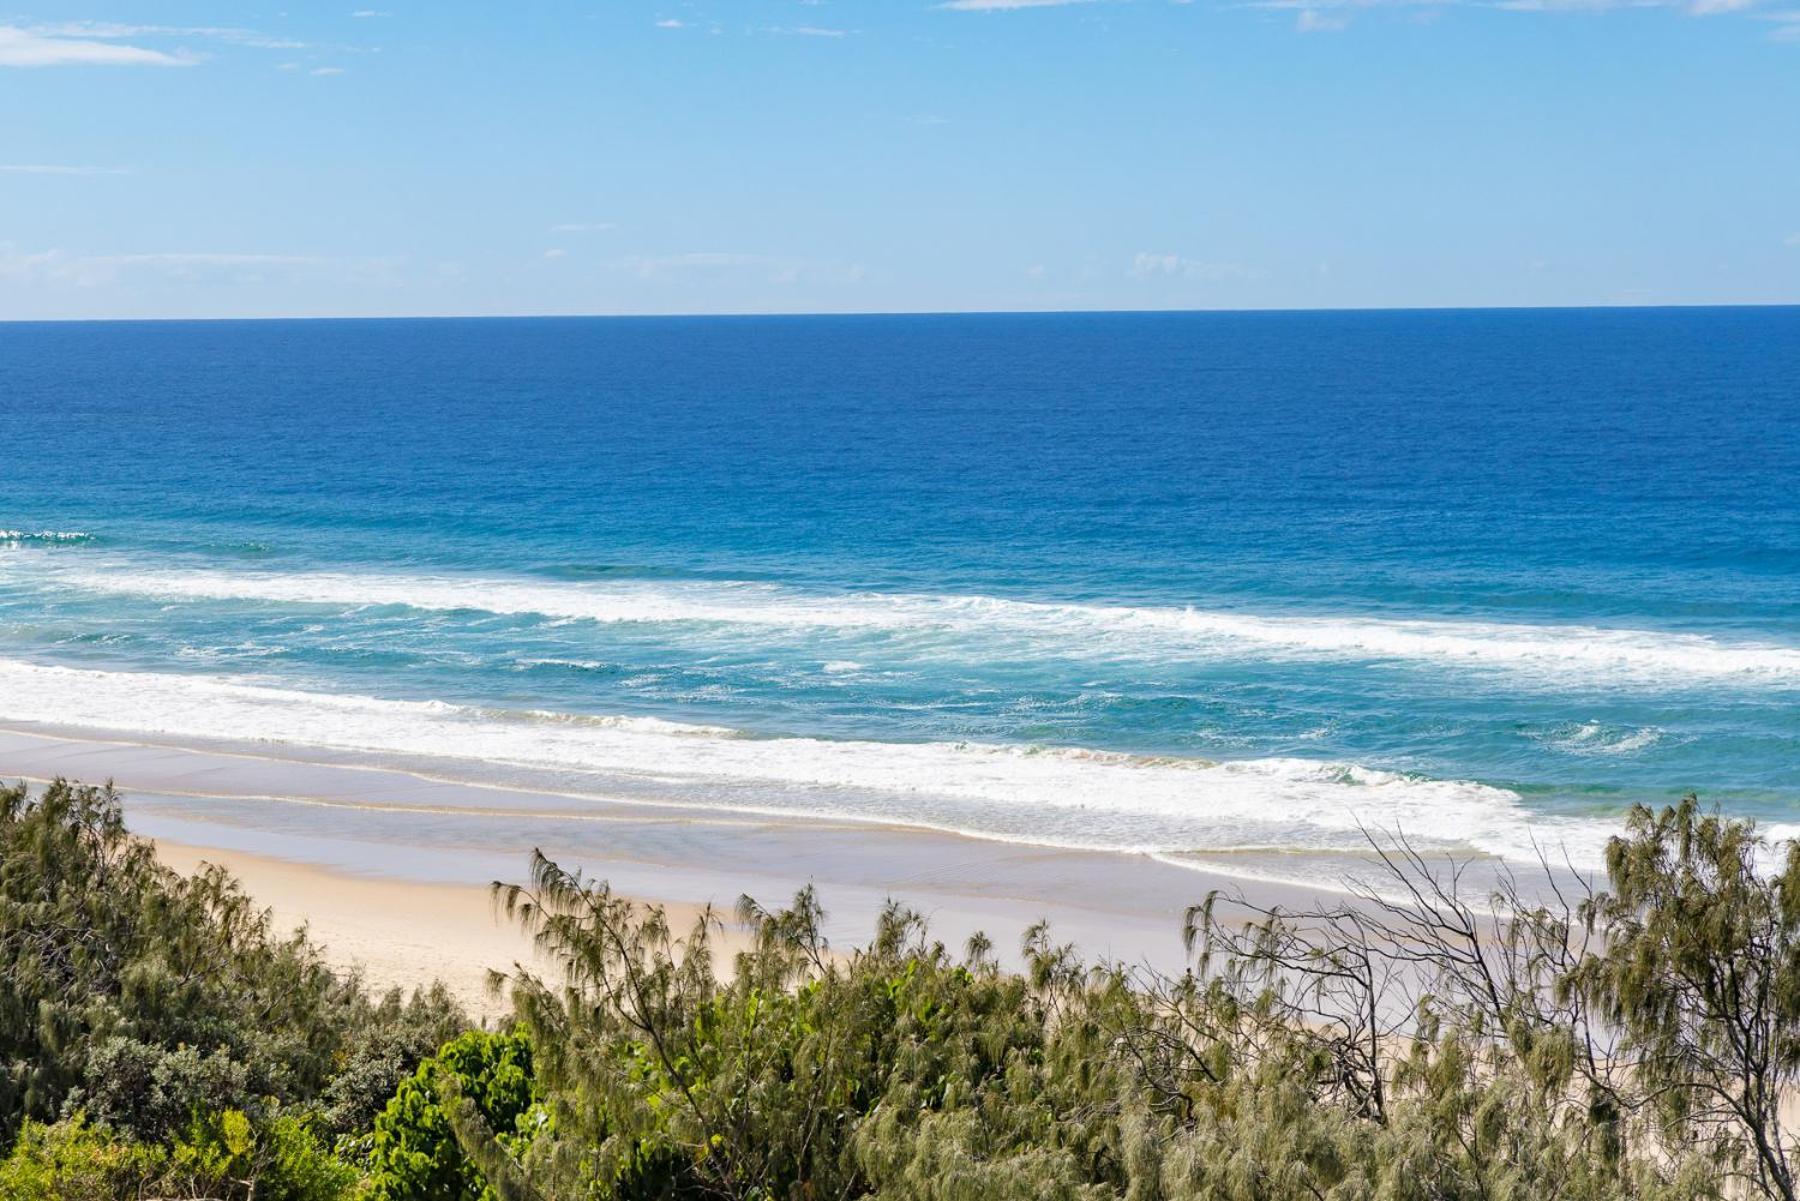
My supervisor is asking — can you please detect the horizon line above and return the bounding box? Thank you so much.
[4,300,1800,326]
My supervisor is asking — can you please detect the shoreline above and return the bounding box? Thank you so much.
[0,724,1412,990]
[0,720,1510,894]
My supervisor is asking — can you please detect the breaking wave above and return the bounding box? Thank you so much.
[20,560,1800,689]
[0,656,1617,866]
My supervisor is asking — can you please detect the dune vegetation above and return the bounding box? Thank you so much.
[4,777,1800,1200]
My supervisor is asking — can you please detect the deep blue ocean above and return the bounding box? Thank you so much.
[2,309,1797,873]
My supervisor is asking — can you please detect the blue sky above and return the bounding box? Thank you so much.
[2,1,1798,317]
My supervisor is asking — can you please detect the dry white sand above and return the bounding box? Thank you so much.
[154,840,548,1021]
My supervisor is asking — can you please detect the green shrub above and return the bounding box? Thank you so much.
[0,1109,359,1201]
[366,1028,536,1201]
[169,1108,362,1201]
[0,1115,166,1201]
[0,779,467,1152]
[71,1037,255,1141]
[0,780,373,1142]
[321,983,470,1140]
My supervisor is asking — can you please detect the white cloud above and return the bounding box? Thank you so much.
[940,0,1099,9]
[351,10,391,17]
[617,252,866,286]
[1784,232,1800,247]
[655,18,686,27]
[104,253,324,267]
[1494,0,1659,9]
[1297,8,1352,27]
[1249,0,1450,14]
[543,248,567,259]
[27,21,306,50]
[0,163,128,175]
[0,247,398,289]
[311,65,346,75]
[1130,252,1262,281]
[0,25,198,66]
[1257,0,1783,28]
[625,252,774,277]
[0,246,61,280]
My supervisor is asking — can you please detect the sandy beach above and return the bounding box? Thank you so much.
[0,723,1386,1011]
[153,840,551,1021]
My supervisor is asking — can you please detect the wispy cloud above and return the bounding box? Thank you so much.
[310,65,346,75]
[1244,0,1449,23]
[1130,252,1263,281]
[1252,0,1783,31]
[1766,8,1800,35]
[1296,8,1352,27]
[27,21,307,50]
[0,246,397,287]
[624,252,776,277]
[617,252,867,286]
[0,163,129,175]
[940,0,1100,9]
[96,253,325,267]
[0,24,198,66]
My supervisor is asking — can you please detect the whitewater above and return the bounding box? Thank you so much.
[23,558,1800,688]
[0,654,1616,868]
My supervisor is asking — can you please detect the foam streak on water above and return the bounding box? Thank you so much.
[27,560,1800,688]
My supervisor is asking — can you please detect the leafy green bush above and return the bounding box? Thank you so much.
[0,1109,358,1201]
[0,779,467,1152]
[366,1028,536,1201]
[167,1108,362,1201]
[322,982,469,1141]
[0,1115,167,1201]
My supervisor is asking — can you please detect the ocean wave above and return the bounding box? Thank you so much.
[0,656,1617,866]
[1533,720,1667,757]
[513,656,620,674]
[0,530,93,545]
[19,561,1800,688]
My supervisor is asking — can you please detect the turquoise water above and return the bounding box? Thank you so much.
[1,310,1796,872]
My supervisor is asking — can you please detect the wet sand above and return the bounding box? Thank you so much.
[1,723,1404,1006]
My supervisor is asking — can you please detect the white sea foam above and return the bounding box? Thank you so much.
[0,656,1619,867]
[19,559,1800,688]
[1537,720,1667,757]
[0,530,92,545]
